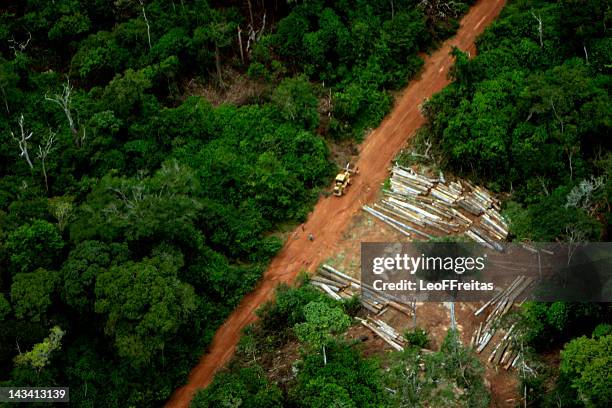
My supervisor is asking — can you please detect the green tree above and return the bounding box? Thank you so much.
[271,75,319,130]
[294,301,351,365]
[560,334,612,407]
[71,161,204,248]
[6,220,64,275]
[14,325,65,372]
[385,332,489,408]
[192,365,283,408]
[296,377,356,408]
[0,294,10,321]
[191,10,236,87]
[102,68,153,118]
[61,240,128,313]
[11,268,59,321]
[519,302,605,350]
[290,341,385,408]
[48,12,91,41]
[94,252,196,366]
[48,196,74,233]
[71,30,127,84]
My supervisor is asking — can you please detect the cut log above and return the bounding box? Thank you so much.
[361,300,380,314]
[357,318,404,351]
[311,281,339,292]
[477,332,493,353]
[363,205,432,239]
[311,275,345,288]
[388,301,413,316]
[321,284,342,300]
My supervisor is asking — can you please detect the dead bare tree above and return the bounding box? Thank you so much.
[566,145,579,180]
[536,175,550,196]
[245,12,266,56]
[45,78,87,147]
[411,138,433,160]
[139,0,152,50]
[258,13,266,40]
[11,114,34,170]
[565,176,605,212]
[419,0,460,21]
[45,78,83,147]
[8,32,32,56]
[37,130,56,192]
[246,24,256,54]
[550,99,564,134]
[549,99,578,179]
[246,0,255,28]
[449,301,456,331]
[237,26,245,64]
[565,225,586,267]
[531,11,543,48]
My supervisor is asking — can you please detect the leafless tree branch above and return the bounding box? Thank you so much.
[11,114,34,170]
[8,32,31,56]
[37,130,56,192]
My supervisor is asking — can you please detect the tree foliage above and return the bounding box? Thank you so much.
[386,330,489,408]
[10,268,59,322]
[6,220,64,275]
[560,334,612,407]
[294,300,351,363]
[290,341,386,408]
[192,365,283,408]
[94,251,196,367]
[14,326,65,372]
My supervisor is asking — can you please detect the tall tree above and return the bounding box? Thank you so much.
[294,301,350,365]
[10,268,59,322]
[94,252,196,366]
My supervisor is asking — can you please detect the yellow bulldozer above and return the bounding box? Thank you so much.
[333,163,358,196]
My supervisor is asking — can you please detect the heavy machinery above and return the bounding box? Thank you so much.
[333,163,358,196]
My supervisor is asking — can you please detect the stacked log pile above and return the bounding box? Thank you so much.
[363,164,508,248]
[314,264,415,315]
[470,276,535,370]
[310,264,415,350]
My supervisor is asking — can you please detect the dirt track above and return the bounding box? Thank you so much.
[166,1,506,406]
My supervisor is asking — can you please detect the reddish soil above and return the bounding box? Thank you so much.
[165,1,506,406]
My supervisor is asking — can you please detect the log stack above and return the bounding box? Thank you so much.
[309,264,416,350]
[365,164,509,246]
[470,276,534,370]
[313,264,416,315]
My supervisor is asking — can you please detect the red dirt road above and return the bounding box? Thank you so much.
[166,1,505,406]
